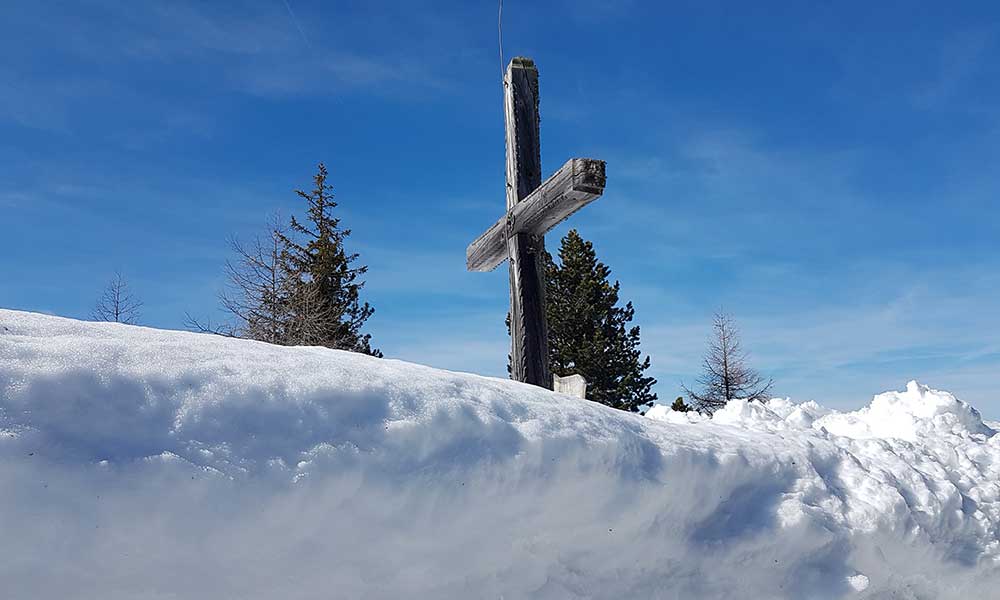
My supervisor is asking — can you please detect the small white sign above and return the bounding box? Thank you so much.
[553,374,587,398]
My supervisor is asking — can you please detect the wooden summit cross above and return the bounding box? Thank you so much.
[467,57,607,390]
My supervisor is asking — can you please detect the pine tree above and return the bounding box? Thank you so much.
[278,164,380,356]
[542,229,657,412]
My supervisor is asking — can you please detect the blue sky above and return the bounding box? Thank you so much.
[2,1,999,414]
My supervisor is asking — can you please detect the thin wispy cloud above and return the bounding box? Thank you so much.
[0,191,31,207]
[280,0,312,49]
[0,1,472,135]
[909,28,995,109]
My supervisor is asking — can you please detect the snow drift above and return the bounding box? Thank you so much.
[1,309,998,599]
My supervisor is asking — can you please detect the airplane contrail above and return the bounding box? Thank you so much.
[281,0,311,49]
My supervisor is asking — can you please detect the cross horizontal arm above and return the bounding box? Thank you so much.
[467,158,606,272]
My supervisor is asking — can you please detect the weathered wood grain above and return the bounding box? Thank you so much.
[503,57,551,389]
[466,157,606,272]
[466,56,607,391]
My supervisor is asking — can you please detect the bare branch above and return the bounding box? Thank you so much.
[683,312,774,414]
[183,312,239,338]
[93,272,142,324]
[194,213,342,347]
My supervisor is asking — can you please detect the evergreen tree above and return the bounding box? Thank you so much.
[671,397,692,412]
[278,164,380,356]
[542,229,657,412]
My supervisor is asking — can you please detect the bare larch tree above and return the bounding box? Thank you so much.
[93,272,142,324]
[683,312,773,413]
[186,215,334,345]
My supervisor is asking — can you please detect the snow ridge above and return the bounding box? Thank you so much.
[1,309,999,599]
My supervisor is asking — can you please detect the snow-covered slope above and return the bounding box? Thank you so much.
[1,309,998,599]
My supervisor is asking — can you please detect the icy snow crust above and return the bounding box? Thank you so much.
[1,310,999,599]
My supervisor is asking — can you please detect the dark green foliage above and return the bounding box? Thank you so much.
[671,397,692,412]
[278,164,380,356]
[542,229,657,412]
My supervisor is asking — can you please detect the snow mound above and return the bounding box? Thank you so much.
[2,309,999,599]
[816,380,995,441]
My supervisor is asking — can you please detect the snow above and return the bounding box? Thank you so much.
[2,309,999,599]
[846,573,870,592]
[816,381,994,442]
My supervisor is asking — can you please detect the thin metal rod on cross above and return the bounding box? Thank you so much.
[467,57,607,390]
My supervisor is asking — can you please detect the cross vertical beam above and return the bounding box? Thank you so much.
[504,57,551,389]
[470,57,605,389]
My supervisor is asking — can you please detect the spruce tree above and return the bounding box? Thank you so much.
[542,229,657,412]
[278,164,381,356]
